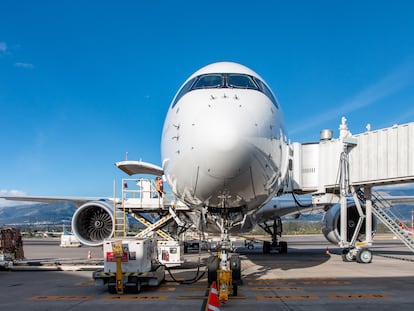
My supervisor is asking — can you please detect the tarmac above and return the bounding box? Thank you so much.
[1,234,413,310]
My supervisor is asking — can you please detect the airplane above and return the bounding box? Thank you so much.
[2,61,414,300]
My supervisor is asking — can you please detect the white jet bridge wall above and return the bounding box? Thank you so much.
[349,122,414,185]
[291,122,414,193]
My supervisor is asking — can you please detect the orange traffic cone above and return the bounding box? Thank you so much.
[206,281,220,311]
[88,251,92,259]
[325,247,330,255]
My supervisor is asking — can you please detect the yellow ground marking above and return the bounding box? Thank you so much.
[301,281,352,285]
[177,295,246,300]
[31,296,93,301]
[75,280,95,286]
[257,295,319,300]
[328,294,390,299]
[251,287,304,291]
[104,295,168,300]
[154,287,176,292]
[184,287,210,291]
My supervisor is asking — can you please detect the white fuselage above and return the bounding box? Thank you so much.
[161,62,289,229]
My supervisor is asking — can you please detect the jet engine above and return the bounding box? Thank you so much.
[71,200,116,246]
[322,203,376,245]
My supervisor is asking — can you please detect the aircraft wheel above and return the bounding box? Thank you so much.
[356,248,373,264]
[341,249,354,262]
[263,241,271,254]
[232,283,238,296]
[280,241,288,254]
[207,255,219,285]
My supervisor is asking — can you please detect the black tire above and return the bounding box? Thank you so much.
[356,248,373,264]
[232,283,238,296]
[207,255,219,285]
[279,241,288,254]
[341,248,354,262]
[127,277,141,294]
[108,277,117,294]
[263,241,271,254]
[230,254,241,283]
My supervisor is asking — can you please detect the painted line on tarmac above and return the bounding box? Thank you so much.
[104,295,168,300]
[154,287,176,292]
[251,287,304,291]
[301,281,352,285]
[184,287,209,291]
[178,295,246,300]
[257,295,319,300]
[31,296,93,301]
[328,294,390,299]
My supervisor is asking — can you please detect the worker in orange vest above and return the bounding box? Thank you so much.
[155,176,164,198]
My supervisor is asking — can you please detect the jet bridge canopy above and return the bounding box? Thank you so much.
[292,121,414,193]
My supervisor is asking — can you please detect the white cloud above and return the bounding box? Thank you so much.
[14,62,34,69]
[0,189,33,207]
[0,189,27,196]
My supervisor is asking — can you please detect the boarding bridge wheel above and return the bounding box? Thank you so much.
[341,248,355,262]
[356,248,373,264]
[342,248,373,263]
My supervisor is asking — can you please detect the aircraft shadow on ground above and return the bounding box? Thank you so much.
[236,247,331,277]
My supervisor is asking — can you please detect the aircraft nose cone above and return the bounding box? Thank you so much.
[194,112,250,179]
[207,115,239,153]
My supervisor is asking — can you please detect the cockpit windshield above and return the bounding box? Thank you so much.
[172,73,279,109]
[227,74,258,89]
[193,74,222,89]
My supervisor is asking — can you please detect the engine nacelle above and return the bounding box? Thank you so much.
[71,200,115,247]
[322,203,377,245]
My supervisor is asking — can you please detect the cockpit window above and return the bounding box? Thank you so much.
[171,73,279,109]
[227,74,258,89]
[192,74,222,89]
[253,77,279,109]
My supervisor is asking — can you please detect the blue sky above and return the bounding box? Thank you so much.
[1,1,414,199]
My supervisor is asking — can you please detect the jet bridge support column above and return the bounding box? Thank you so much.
[365,187,373,245]
[338,118,358,249]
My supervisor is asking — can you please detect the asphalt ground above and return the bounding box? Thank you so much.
[1,235,413,311]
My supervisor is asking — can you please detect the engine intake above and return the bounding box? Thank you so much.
[322,203,376,245]
[71,200,115,247]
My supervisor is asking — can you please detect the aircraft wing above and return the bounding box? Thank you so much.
[254,195,327,224]
[0,195,111,207]
[115,160,163,176]
[255,193,414,224]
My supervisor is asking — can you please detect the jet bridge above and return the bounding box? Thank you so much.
[290,117,414,260]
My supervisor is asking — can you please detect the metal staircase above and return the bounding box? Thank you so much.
[356,189,414,252]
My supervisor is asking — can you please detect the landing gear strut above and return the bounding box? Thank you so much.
[259,217,288,254]
[207,228,241,303]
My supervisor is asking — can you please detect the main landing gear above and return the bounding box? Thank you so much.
[259,217,288,254]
